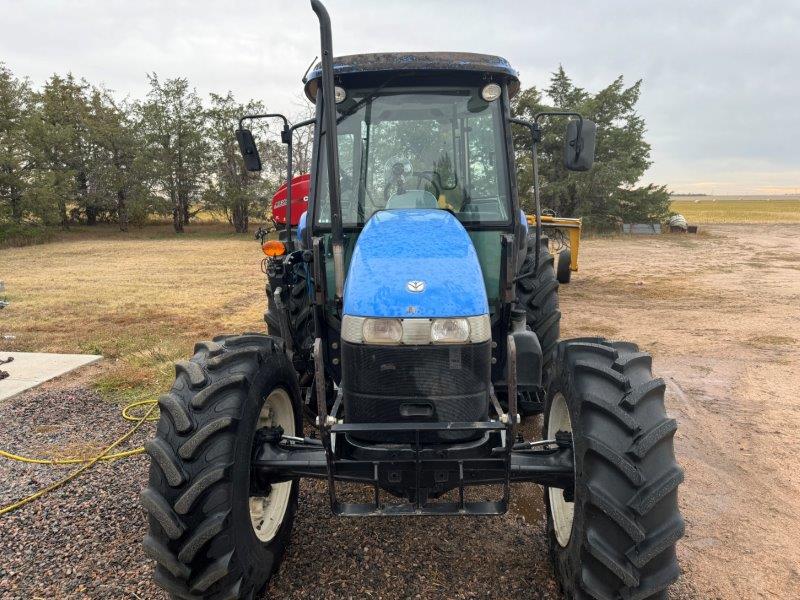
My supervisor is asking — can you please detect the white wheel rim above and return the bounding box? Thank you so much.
[249,388,294,543]
[548,392,575,547]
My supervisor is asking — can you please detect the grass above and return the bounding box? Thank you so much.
[0,226,268,403]
[671,195,800,224]
[0,220,258,250]
[0,223,56,247]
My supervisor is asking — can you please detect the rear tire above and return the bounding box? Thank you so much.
[556,249,572,284]
[265,282,314,358]
[141,334,302,600]
[516,234,560,376]
[544,339,684,600]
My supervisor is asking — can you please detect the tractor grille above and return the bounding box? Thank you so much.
[341,341,491,442]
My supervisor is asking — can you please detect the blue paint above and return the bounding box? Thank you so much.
[343,209,488,318]
[297,211,308,248]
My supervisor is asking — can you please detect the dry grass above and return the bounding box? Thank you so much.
[0,224,268,402]
[671,195,800,224]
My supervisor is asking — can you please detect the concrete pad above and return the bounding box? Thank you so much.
[0,352,102,401]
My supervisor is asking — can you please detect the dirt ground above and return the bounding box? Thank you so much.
[1,223,799,598]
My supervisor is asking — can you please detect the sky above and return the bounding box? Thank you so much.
[2,0,799,195]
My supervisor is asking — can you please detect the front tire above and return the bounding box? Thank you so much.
[141,334,302,600]
[544,339,684,600]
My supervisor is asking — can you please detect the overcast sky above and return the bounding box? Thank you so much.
[2,0,798,194]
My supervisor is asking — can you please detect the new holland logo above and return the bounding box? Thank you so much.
[406,280,425,293]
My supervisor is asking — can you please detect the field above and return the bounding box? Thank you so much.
[0,223,265,403]
[670,194,800,223]
[2,218,800,598]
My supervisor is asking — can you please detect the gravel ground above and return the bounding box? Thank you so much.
[0,384,701,599]
[0,387,157,599]
[0,386,567,599]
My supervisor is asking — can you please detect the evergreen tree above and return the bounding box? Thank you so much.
[86,90,155,231]
[24,74,92,227]
[0,63,30,223]
[139,74,207,233]
[512,67,671,229]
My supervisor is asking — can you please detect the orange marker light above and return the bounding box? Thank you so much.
[262,240,286,257]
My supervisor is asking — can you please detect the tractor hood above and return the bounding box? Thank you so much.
[343,209,488,318]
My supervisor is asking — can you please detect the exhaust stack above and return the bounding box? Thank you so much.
[310,0,345,301]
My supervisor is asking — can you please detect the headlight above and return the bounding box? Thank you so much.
[341,315,490,344]
[362,318,403,344]
[430,318,470,343]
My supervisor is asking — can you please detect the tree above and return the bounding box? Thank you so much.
[204,92,270,233]
[139,74,207,233]
[0,63,31,223]
[512,66,670,230]
[615,184,672,223]
[290,103,315,174]
[86,90,155,231]
[23,74,93,227]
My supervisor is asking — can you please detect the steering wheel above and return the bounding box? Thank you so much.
[412,171,442,198]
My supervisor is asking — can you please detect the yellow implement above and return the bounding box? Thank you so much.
[526,214,582,273]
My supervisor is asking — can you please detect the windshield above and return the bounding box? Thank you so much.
[314,87,511,227]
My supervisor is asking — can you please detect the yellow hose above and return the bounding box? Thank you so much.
[0,398,159,516]
[121,398,161,422]
[0,447,145,465]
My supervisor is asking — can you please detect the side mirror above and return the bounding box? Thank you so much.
[236,128,262,172]
[564,119,596,171]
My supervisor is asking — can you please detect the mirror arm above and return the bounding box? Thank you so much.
[284,118,316,250]
[290,118,316,132]
[239,113,296,245]
[510,111,591,271]
[535,111,584,157]
[509,117,544,274]
[238,113,289,131]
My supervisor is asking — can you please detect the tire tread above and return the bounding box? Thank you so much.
[546,338,684,600]
[516,235,561,376]
[142,333,300,600]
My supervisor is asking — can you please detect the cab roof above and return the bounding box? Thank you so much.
[303,52,520,102]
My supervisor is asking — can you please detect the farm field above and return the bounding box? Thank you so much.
[671,194,800,223]
[0,223,263,404]
[1,223,800,598]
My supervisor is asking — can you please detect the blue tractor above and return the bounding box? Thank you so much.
[141,2,684,598]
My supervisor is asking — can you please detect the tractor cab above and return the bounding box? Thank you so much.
[235,41,600,444]
[303,53,522,317]
[294,53,526,442]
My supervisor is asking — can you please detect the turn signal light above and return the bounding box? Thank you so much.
[262,240,286,256]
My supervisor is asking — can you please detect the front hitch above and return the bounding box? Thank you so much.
[251,420,576,516]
